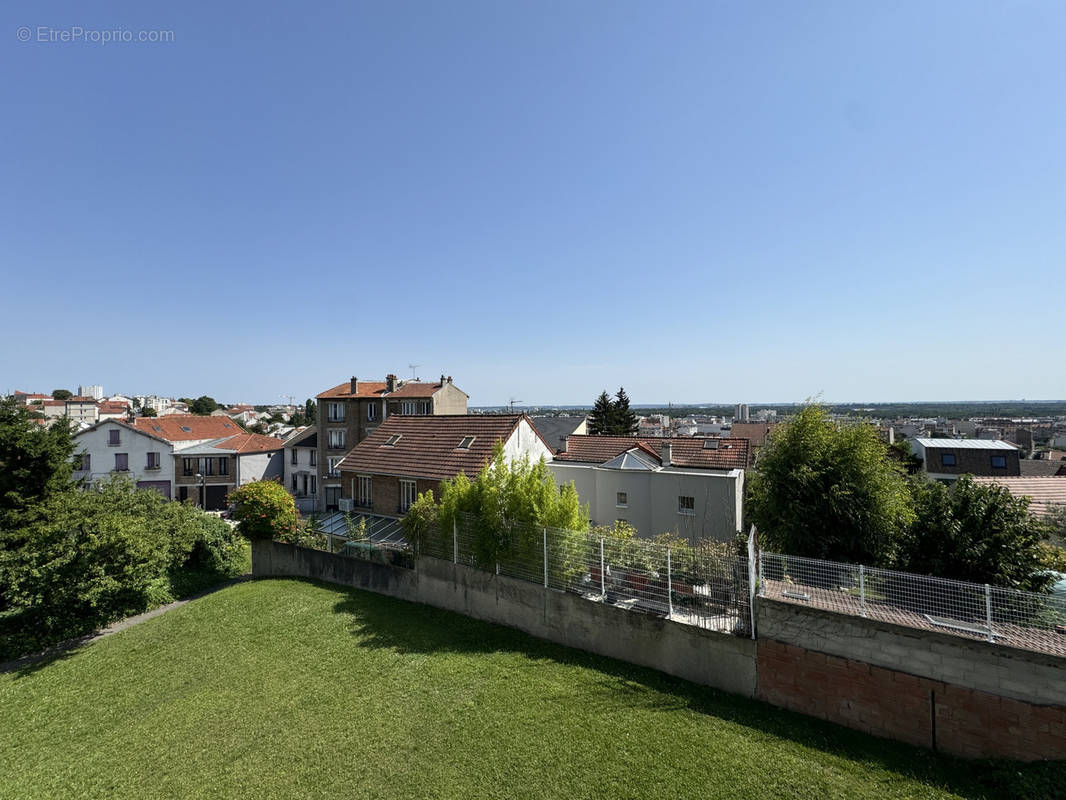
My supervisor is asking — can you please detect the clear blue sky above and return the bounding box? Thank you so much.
[3,1,1064,406]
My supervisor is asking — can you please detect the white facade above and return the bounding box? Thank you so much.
[283,427,319,514]
[502,417,555,465]
[79,385,104,400]
[238,450,284,485]
[550,459,744,543]
[73,421,175,498]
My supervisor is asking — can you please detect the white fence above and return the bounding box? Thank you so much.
[758,551,1066,656]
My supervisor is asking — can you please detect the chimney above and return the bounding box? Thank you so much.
[447,375,452,384]
[661,440,672,467]
[440,374,445,386]
[559,436,568,454]
[350,376,358,395]
[385,374,397,393]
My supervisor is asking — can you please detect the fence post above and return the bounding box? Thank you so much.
[985,583,993,642]
[452,517,458,564]
[859,565,866,618]
[599,537,605,598]
[543,527,548,588]
[666,547,673,619]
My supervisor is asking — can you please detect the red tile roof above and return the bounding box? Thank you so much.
[132,415,243,441]
[316,381,388,400]
[338,414,534,480]
[556,435,749,471]
[971,476,1066,518]
[729,422,777,448]
[386,381,446,398]
[213,433,284,454]
[97,402,129,414]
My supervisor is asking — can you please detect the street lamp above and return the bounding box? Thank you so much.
[195,472,205,509]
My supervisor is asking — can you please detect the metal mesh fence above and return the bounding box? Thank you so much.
[759,551,1066,655]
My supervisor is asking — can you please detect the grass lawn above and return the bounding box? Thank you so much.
[1,579,1061,800]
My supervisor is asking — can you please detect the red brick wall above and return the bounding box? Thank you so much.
[757,639,1066,760]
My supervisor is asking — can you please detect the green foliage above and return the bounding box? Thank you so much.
[746,404,914,565]
[140,406,158,418]
[227,480,300,541]
[275,516,327,550]
[51,389,72,400]
[189,396,219,415]
[587,391,613,435]
[0,476,247,660]
[587,388,638,436]
[0,398,78,524]
[1043,504,1066,547]
[1037,541,1066,574]
[896,477,1053,591]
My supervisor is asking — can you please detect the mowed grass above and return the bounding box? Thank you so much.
[1,579,1061,800]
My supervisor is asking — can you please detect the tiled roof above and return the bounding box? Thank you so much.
[971,477,1066,517]
[213,433,284,454]
[913,438,1018,450]
[386,381,446,398]
[338,415,529,480]
[97,402,129,414]
[729,422,777,448]
[316,381,388,400]
[1020,460,1066,477]
[132,415,243,441]
[66,396,96,403]
[530,416,587,453]
[555,435,749,471]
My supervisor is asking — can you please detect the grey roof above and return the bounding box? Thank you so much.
[1020,460,1066,477]
[912,438,1017,450]
[530,416,587,453]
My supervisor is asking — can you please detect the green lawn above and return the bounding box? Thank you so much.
[0,579,1061,800]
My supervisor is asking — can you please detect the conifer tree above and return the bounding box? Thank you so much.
[612,387,638,435]
[588,390,613,435]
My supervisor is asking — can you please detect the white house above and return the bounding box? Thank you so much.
[73,420,176,498]
[283,426,319,514]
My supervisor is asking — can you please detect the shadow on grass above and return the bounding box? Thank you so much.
[308,577,1064,800]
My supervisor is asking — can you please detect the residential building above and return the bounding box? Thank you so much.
[549,435,749,543]
[12,391,49,406]
[172,433,284,508]
[283,426,319,514]
[96,401,130,421]
[970,476,1066,520]
[734,403,750,422]
[530,416,588,454]
[64,396,99,425]
[73,420,177,498]
[315,373,468,512]
[729,422,777,466]
[78,385,104,400]
[336,414,551,518]
[909,438,1021,481]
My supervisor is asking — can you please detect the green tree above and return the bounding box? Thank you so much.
[612,387,638,435]
[51,389,72,401]
[588,391,613,435]
[228,480,300,541]
[140,406,158,418]
[0,398,77,522]
[189,396,219,415]
[746,404,914,564]
[898,477,1053,591]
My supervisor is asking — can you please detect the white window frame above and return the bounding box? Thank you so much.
[401,401,417,415]
[328,428,346,450]
[678,495,695,515]
[616,491,628,508]
[327,457,342,478]
[367,403,378,421]
[418,400,431,415]
[356,475,372,508]
[327,402,346,422]
[399,479,417,512]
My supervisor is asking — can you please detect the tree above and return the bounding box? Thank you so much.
[228,480,300,541]
[897,477,1053,591]
[51,389,72,401]
[141,406,158,418]
[189,396,219,415]
[0,398,77,522]
[612,387,638,435]
[746,404,914,564]
[588,391,613,436]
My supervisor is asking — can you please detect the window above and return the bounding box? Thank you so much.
[146,452,160,469]
[325,486,341,511]
[310,449,317,466]
[357,475,372,508]
[115,453,129,471]
[108,428,120,446]
[327,402,346,422]
[401,401,417,415]
[399,479,417,512]
[384,434,402,447]
[702,439,719,450]
[457,436,475,449]
[301,474,308,496]
[183,457,197,476]
[991,455,1007,469]
[418,401,431,415]
[79,453,91,471]
[367,403,378,421]
[328,429,346,450]
[218,457,228,476]
[291,449,298,465]
[941,453,957,467]
[180,426,192,433]
[678,495,695,515]
[310,475,317,495]
[616,491,628,508]
[328,457,342,478]
[291,474,298,492]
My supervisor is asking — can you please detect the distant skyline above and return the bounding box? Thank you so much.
[4,2,1065,405]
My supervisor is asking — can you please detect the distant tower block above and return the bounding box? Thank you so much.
[734,403,750,422]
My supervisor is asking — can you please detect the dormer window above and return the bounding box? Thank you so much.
[457,436,475,450]
[384,434,402,447]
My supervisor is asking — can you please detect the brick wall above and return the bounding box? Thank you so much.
[339,472,439,517]
[921,445,1021,477]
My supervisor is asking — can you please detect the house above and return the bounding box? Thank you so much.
[1020,460,1066,477]
[283,426,319,514]
[336,414,552,518]
[73,416,284,509]
[96,401,130,421]
[970,476,1066,520]
[529,416,588,454]
[316,373,468,512]
[549,435,749,543]
[64,396,99,425]
[910,438,1021,481]
[729,422,777,466]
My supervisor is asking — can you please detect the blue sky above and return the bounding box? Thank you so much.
[3,1,1064,406]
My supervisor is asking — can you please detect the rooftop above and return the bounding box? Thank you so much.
[970,476,1066,518]
[132,415,243,441]
[912,438,1018,450]
[555,435,749,471]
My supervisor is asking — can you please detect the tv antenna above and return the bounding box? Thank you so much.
[408,363,421,380]
[509,397,522,413]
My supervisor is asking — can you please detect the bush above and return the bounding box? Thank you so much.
[227,480,299,541]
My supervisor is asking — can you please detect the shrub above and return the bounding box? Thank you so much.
[227,480,299,541]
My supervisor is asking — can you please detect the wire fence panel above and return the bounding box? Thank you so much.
[759,551,1066,656]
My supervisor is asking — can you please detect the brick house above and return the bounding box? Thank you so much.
[336,414,553,518]
[315,373,468,511]
[909,438,1021,481]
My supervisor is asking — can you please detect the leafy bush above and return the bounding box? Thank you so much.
[227,480,299,541]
